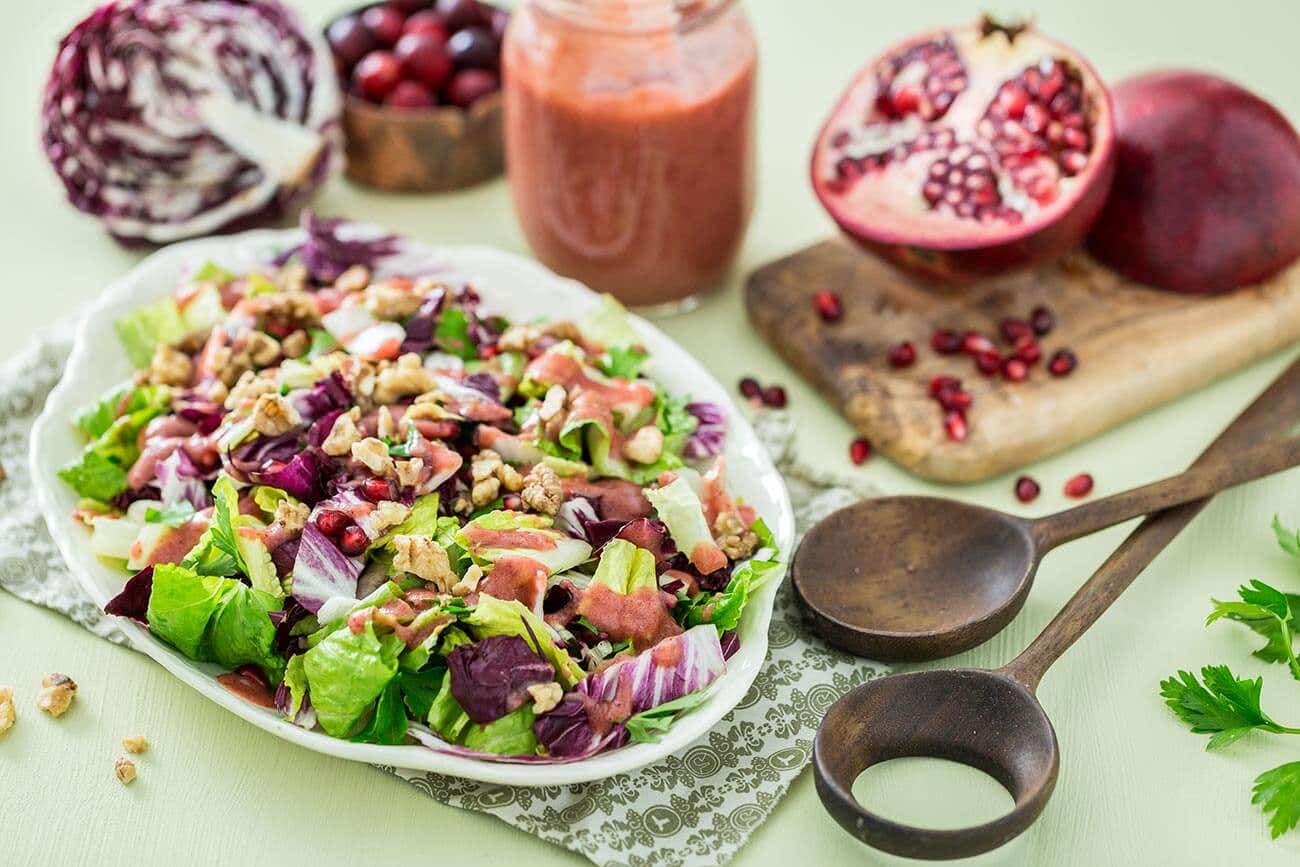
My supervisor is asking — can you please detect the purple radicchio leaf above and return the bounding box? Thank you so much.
[461,371,501,403]
[250,447,333,504]
[154,447,212,511]
[271,599,311,655]
[683,402,726,460]
[230,431,303,475]
[398,289,447,354]
[407,723,604,764]
[291,372,351,422]
[270,536,302,579]
[447,635,556,725]
[290,521,362,613]
[276,212,402,284]
[273,679,317,729]
[104,566,154,623]
[720,630,741,660]
[307,407,345,448]
[175,398,224,435]
[531,698,629,759]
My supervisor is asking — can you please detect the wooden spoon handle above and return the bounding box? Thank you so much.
[1003,356,1300,690]
[1030,436,1300,549]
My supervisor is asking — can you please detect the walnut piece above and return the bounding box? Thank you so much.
[36,673,77,717]
[623,425,665,465]
[364,282,424,320]
[450,564,483,597]
[114,757,137,785]
[274,499,310,536]
[147,345,193,387]
[395,457,425,488]
[527,682,564,714]
[280,329,310,359]
[373,354,436,404]
[714,511,759,561]
[122,735,148,754]
[520,464,562,516]
[351,437,395,477]
[470,449,504,482]
[262,291,320,331]
[322,409,362,457]
[333,264,371,294]
[0,686,15,735]
[225,370,277,410]
[392,535,455,590]
[471,477,501,507]
[251,393,301,437]
[498,464,524,493]
[241,330,281,367]
[370,500,411,535]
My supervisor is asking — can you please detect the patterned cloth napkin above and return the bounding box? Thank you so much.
[0,324,889,867]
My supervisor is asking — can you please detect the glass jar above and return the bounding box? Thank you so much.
[503,0,757,311]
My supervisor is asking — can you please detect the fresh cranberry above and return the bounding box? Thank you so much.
[362,477,397,502]
[339,525,371,556]
[886,341,916,368]
[385,80,436,109]
[316,509,351,538]
[931,328,962,355]
[762,385,788,409]
[326,14,375,68]
[961,331,996,356]
[403,10,449,42]
[974,350,1001,376]
[396,32,453,90]
[444,68,499,108]
[437,0,488,31]
[1002,357,1029,382]
[929,374,961,397]
[937,387,972,412]
[1030,305,1055,336]
[944,410,968,442]
[1013,337,1042,365]
[849,437,872,465]
[1064,473,1094,498]
[738,377,762,400]
[1014,476,1041,503]
[353,51,403,101]
[1000,318,1033,344]
[813,290,843,322]
[361,5,407,47]
[448,26,497,70]
[1048,349,1077,377]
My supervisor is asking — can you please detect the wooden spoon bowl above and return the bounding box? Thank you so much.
[814,668,1057,861]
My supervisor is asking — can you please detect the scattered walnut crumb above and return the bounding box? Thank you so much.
[0,459,7,485]
[527,682,564,714]
[0,686,15,735]
[36,673,77,717]
[251,392,301,437]
[520,464,562,516]
[352,437,395,476]
[122,735,148,754]
[114,757,137,785]
[392,535,455,590]
[623,425,665,465]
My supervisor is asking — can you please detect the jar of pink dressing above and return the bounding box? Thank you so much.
[503,0,757,311]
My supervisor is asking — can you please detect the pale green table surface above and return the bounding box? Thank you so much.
[3,1,1300,864]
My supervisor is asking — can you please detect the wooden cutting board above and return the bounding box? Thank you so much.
[745,240,1300,483]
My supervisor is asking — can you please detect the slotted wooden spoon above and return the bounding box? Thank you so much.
[812,356,1300,860]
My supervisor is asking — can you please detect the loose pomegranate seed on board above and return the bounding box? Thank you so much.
[974,350,1002,376]
[961,331,996,356]
[937,387,972,412]
[1030,305,1055,335]
[1002,358,1029,382]
[931,328,962,355]
[1014,476,1041,502]
[762,385,788,408]
[944,410,968,441]
[1064,473,1094,498]
[738,377,762,399]
[930,374,962,396]
[887,341,917,368]
[849,437,873,465]
[1013,337,1042,365]
[1048,349,1077,376]
[814,290,843,322]
[1000,318,1033,344]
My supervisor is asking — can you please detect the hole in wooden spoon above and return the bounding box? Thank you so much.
[852,757,1016,830]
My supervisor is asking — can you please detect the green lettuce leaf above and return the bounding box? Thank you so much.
[398,665,447,721]
[598,345,648,381]
[181,476,244,577]
[625,689,711,743]
[436,308,477,360]
[303,619,401,737]
[115,297,189,367]
[351,680,409,745]
[591,539,658,595]
[282,654,309,720]
[207,583,285,683]
[58,451,129,502]
[145,501,196,528]
[645,477,715,564]
[60,384,173,501]
[146,564,229,659]
[426,668,472,739]
[463,705,538,755]
[464,595,586,687]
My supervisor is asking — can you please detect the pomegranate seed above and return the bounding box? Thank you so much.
[1014,476,1041,503]
[929,374,962,397]
[849,437,872,465]
[937,387,973,412]
[814,291,843,323]
[1064,473,1094,498]
[974,350,1002,376]
[1013,337,1042,365]
[339,525,371,557]
[739,377,762,399]
[1030,305,1055,336]
[944,410,968,441]
[961,331,997,356]
[316,509,351,538]
[362,477,396,501]
[1002,358,1029,382]
[887,341,917,368]
[762,385,788,409]
[931,328,962,355]
[1048,349,1077,377]
[1000,318,1033,344]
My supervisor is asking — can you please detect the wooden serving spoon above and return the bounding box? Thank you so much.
[811,357,1300,860]
[793,435,1300,662]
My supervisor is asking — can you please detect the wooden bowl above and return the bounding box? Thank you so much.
[341,90,505,193]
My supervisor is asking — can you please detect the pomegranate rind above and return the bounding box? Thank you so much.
[1086,70,1300,294]
[810,23,1115,281]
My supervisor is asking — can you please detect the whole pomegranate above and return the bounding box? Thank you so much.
[1087,71,1300,294]
[811,18,1116,282]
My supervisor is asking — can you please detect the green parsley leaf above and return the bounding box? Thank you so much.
[1274,515,1300,562]
[625,690,711,743]
[1159,665,1300,750]
[598,345,648,380]
[307,328,338,359]
[1208,581,1300,680]
[144,501,197,528]
[1253,761,1300,838]
[435,308,478,360]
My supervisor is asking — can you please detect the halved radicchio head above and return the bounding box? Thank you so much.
[41,0,342,245]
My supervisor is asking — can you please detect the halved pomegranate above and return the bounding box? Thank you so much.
[811,18,1115,281]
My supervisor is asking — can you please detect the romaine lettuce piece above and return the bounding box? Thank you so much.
[426,668,471,740]
[644,477,726,574]
[677,522,782,632]
[115,297,189,366]
[59,451,129,502]
[60,384,173,501]
[371,493,440,550]
[207,582,284,683]
[302,618,401,737]
[180,476,244,577]
[624,689,711,744]
[350,680,408,745]
[591,539,657,595]
[180,282,226,334]
[453,511,592,575]
[146,564,229,659]
[463,705,538,755]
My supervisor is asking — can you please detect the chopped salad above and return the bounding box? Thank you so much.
[60,217,780,761]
